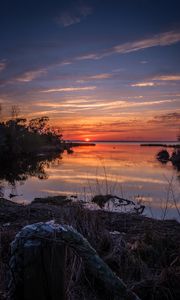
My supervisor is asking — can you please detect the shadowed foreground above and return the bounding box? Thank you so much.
[0,197,180,299]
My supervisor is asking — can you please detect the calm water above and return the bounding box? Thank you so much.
[2,143,180,220]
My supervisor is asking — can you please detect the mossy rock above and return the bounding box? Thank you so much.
[156,150,170,162]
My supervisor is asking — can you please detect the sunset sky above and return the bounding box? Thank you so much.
[0,0,180,141]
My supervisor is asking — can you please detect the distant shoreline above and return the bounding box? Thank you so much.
[70,140,178,144]
[66,142,96,147]
[140,143,180,148]
[68,141,180,148]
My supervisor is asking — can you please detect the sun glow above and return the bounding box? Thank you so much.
[84,138,90,142]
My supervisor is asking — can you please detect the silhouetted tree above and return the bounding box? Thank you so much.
[28,116,49,134]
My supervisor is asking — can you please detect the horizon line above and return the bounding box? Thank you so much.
[69,140,179,143]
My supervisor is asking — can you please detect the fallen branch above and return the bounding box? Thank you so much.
[92,194,135,208]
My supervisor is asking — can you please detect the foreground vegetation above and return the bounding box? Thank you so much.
[0,196,180,299]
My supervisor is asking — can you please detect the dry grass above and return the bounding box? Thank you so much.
[0,198,180,299]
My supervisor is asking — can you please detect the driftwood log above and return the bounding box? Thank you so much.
[92,194,145,215]
[8,221,140,300]
[92,194,135,208]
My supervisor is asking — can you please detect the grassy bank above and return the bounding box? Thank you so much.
[0,196,180,299]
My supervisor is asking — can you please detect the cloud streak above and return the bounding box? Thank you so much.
[88,73,112,80]
[153,75,180,81]
[16,69,47,82]
[41,86,96,93]
[35,99,175,111]
[0,60,7,72]
[113,31,180,54]
[56,5,92,27]
[131,82,156,87]
[154,112,180,122]
[148,112,180,129]
[77,73,112,83]
[131,73,180,87]
[77,30,180,60]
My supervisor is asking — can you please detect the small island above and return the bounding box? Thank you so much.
[141,143,180,148]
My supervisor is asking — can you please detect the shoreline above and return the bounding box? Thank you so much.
[65,142,96,147]
[140,143,180,148]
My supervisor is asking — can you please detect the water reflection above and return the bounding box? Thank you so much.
[1,143,180,220]
[0,152,62,197]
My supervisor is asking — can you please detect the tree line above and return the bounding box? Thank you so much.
[0,105,63,156]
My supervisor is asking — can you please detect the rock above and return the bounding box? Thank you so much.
[156,149,170,162]
[32,195,72,206]
[0,198,20,207]
[171,149,180,163]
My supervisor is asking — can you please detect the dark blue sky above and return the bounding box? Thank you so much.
[0,0,180,140]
